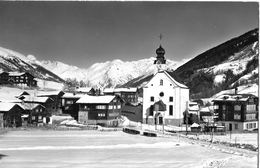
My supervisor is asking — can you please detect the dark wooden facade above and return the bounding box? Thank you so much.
[37,91,65,115]
[213,94,258,131]
[0,72,9,85]
[77,95,123,126]
[23,103,47,125]
[8,72,37,87]
[104,88,139,104]
[61,93,83,120]
[0,104,24,127]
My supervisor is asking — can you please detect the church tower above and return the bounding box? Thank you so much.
[154,34,166,75]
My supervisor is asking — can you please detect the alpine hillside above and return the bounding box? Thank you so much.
[0,47,64,83]
[122,28,259,98]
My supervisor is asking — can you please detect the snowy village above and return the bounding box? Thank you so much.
[0,2,259,168]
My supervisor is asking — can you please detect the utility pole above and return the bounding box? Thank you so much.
[186,101,189,136]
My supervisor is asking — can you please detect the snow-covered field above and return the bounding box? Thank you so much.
[0,131,257,168]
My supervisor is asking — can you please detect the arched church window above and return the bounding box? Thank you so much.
[160,79,163,85]
[169,105,173,115]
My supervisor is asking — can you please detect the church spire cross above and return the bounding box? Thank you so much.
[159,33,163,44]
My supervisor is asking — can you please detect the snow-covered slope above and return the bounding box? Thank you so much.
[0,47,64,84]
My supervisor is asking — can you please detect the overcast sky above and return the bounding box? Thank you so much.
[0,2,258,69]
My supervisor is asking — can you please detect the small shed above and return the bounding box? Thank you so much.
[190,123,201,132]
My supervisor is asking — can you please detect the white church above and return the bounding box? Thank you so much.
[142,40,190,127]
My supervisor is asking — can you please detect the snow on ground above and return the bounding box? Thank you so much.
[35,78,64,91]
[0,131,257,168]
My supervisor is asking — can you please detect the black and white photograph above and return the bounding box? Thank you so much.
[0,1,259,168]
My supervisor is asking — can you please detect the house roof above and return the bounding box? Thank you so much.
[0,93,22,103]
[76,95,116,104]
[213,94,257,102]
[0,102,24,111]
[37,90,65,97]
[8,72,26,76]
[76,87,94,93]
[62,92,85,99]
[22,95,53,103]
[22,103,45,110]
[103,88,115,93]
[114,87,138,93]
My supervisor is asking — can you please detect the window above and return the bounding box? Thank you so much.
[150,105,154,116]
[83,105,88,109]
[108,105,113,109]
[246,105,256,112]
[235,123,238,129]
[151,84,153,86]
[234,114,241,120]
[214,104,219,110]
[66,100,73,105]
[117,105,121,109]
[245,114,256,120]
[234,105,241,111]
[222,113,225,120]
[160,79,163,86]
[32,116,35,120]
[98,113,105,117]
[150,96,154,102]
[169,97,173,102]
[35,109,39,112]
[38,116,42,120]
[222,105,226,110]
[169,105,173,115]
[96,105,106,109]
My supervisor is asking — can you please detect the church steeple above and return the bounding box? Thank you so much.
[154,34,167,74]
[154,33,166,65]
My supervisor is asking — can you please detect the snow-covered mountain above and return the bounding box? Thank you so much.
[0,47,64,83]
[37,57,189,88]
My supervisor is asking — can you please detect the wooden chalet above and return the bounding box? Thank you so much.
[103,87,139,104]
[0,102,24,127]
[20,95,54,117]
[213,94,258,132]
[8,72,37,87]
[0,72,9,85]
[76,95,124,126]
[61,92,85,120]
[37,91,65,114]
[22,103,47,126]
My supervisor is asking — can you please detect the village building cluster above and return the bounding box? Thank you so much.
[0,41,258,133]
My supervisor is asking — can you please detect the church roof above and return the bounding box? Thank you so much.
[161,71,188,89]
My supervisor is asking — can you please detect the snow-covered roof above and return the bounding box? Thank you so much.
[76,95,116,104]
[8,72,26,76]
[22,95,53,103]
[200,107,211,113]
[114,87,138,93]
[0,93,22,103]
[189,105,199,111]
[213,94,256,102]
[76,87,94,93]
[62,92,85,99]
[37,90,64,96]
[103,88,114,93]
[22,103,45,110]
[164,71,188,88]
[0,102,23,111]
